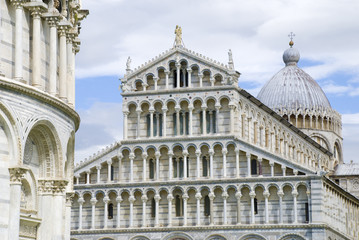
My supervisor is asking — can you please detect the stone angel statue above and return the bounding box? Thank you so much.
[174,25,182,46]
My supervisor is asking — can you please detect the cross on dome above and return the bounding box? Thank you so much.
[288,32,295,47]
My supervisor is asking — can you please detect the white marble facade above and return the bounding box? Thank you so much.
[0,0,88,239]
[71,35,359,240]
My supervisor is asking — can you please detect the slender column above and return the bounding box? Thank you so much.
[235,192,242,225]
[229,103,235,134]
[116,196,123,228]
[143,83,148,91]
[235,148,240,178]
[136,109,141,139]
[149,108,154,138]
[78,198,85,229]
[306,191,312,223]
[258,157,263,177]
[246,153,251,177]
[278,191,284,224]
[222,192,229,225]
[249,191,256,224]
[154,77,158,90]
[129,195,135,227]
[31,9,42,88]
[183,193,189,226]
[58,27,68,100]
[167,194,174,226]
[13,2,24,81]
[86,170,91,184]
[222,148,228,178]
[198,73,203,87]
[195,192,202,226]
[270,161,274,177]
[75,174,80,185]
[215,105,220,134]
[96,165,101,183]
[176,158,180,179]
[103,196,109,228]
[195,150,201,178]
[65,193,74,240]
[210,77,215,86]
[118,154,123,182]
[123,111,129,139]
[175,106,181,136]
[181,111,186,135]
[188,105,194,136]
[156,113,160,136]
[48,18,58,95]
[282,165,286,176]
[209,192,215,225]
[8,167,27,240]
[264,191,270,224]
[292,190,298,223]
[165,70,169,89]
[66,36,75,106]
[142,153,148,181]
[107,159,112,183]
[155,151,160,180]
[168,151,174,180]
[183,150,188,179]
[141,194,148,227]
[154,194,161,227]
[129,153,135,182]
[162,107,167,137]
[90,197,97,229]
[53,180,66,240]
[176,64,181,88]
[202,106,207,135]
[209,111,213,133]
[187,68,192,87]
[209,149,214,179]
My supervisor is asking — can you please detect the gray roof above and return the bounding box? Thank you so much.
[334,162,359,176]
[257,47,331,112]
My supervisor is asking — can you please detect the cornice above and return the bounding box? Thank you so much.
[0,76,80,130]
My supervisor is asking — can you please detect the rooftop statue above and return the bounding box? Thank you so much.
[174,25,182,47]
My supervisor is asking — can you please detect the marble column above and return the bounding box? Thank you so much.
[149,108,154,138]
[118,154,123,182]
[168,151,174,180]
[64,193,74,240]
[96,165,101,183]
[154,194,161,227]
[154,77,158,90]
[167,194,174,226]
[188,105,194,136]
[235,148,240,178]
[183,193,189,226]
[30,8,42,88]
[246,153,251,177]
[270,161,274,177]
[292,190,298,223]
[75,174,80,185]
[229,103,235,134]
[215,105,220,134]
[129,195,135,227]
[136,109,141,139]
[222,192,229,225]
[13,1,24,81]
[47,18,58,95]
[187,68,192,87]
[278,191,284,224]
[78,197,85,229]
[162,107,167,137]
[183,150,188,179]
[165,70,169,89]
[141,194,148,227]
[209,149,214,179]
[129,153,135,182]
[142,153,148,181]
[195,192,202,226]
[222,148,228,178]
[202,106,207,135]
[176,64,181,88]
[58,26,68,101]
[282,165,286,176]
[86,170,91,184]
[258,158,263,177]
[175,106,181,136]
[198,73,203,87]
[123,111,129,139]
[209,192,215,225]
[264,191,270,224]
[103,196,109,228]
[107,159,112,182]
[249,191,256,224]
[235,192,242,225]
[195,149,201,178]
[53,181,67,240]
[209,111,213,133]
[116,196,122,228]
[90,197,97,229]
[210,77,215,86]
[66,35,75,106]
[155,151,161,180]
[156,113,160,136]
[8,167,27,240]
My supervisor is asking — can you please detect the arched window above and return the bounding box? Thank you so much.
[204,195,210,216]
[108,203,113,219]
[254,198,258,215]
[149,159,155,179]
[251,159,257,175]
[151,198,156,217]
[202,156,209,177]
[175,195,183,217]
[110,165,114,181]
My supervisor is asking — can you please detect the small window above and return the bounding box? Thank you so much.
[254,198,258,215]
[110,165,114,181]
[202,156,208,177]
[151,198,156,217]
[173,70,177,88]
[149,159,155,179]
[175,195,183,217]
[173,158,177,178]
[305,202,309,223]
[153,114,157,136]
[146,114,150,137]
[108,203,113,219]
[179,158,184,178]
[251,159,257,175]
[204,195,210,216]
[173,113,177,135]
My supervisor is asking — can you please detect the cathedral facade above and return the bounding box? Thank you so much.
[0,0,87,239]
[70,32,359,240]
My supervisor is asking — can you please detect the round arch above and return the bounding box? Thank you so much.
[162,232,193,240]
[278,233,306,240]
[239,234,267,240]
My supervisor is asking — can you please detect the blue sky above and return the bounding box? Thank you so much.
[75,0,359,163]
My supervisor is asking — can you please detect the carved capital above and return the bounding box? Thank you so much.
[53,180,68,194]
[38,180,54,194]
[9,167,27,184]
[66,192,75,206]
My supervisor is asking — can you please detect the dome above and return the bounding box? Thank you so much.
[257,45,331,112]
